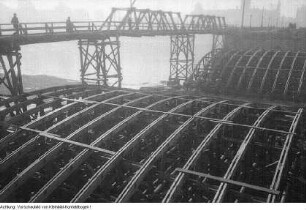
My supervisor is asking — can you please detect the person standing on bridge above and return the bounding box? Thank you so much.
[66,17,74,33]
[128,17,132,30]
[11,13,19,35]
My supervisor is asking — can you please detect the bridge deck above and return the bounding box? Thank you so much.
[0,28,225,46]
[0,7,227,47]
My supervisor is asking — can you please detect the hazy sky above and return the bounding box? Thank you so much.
[1,0,305,17]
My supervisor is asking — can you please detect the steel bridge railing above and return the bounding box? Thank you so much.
[0,21,226,36]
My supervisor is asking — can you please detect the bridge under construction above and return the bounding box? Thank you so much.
[0,7,305,203]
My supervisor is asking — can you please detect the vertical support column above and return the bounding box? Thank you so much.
[0,50,23,96]
[212,34,224,52]
[78,36,122,88]
[78,39,85,85]
[212,16,226,53]
[169,34,195,84]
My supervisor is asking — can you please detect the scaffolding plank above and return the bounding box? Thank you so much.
[176,168,280,195]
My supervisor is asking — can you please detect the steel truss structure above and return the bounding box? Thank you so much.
[194,49,306,102]
[0,50,23,96]
[212,34,224,51]
[169,35,195,83]
[78,37,122,88]
[0,85,305,203]
[101,7,185,31]
[0,6,227,96]
[183,15,226,32]
[0,8,226,43]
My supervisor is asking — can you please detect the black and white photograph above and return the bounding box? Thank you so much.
[0,0,305,207]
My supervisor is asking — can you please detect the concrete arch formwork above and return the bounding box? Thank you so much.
[194,49,306,102]
[0,85,305,203]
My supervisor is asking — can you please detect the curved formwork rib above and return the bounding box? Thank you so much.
[43,92,134,133]
[217,51,241,88]
[0,85,305,203]
[28,96,178,202]
[0,90,121,150]
[193,49,225,82]
[195,49,306,102]
[0,91,140,202]
[225,50,253,88]
[0,88,108,153]
[283,52,301,95]
[236,50,262,89]
[115,100,227,202]
[0,97,43,120]
[267,108,303,203]
[162,103,249,202]
[271,52,292,94]
[212,106,276,203]
[70,99,196,202]
[0,85,82,109]
[235,50,265,90]
[259,51,281,94]
[5,88,111,126]
[24,90,119,129]
[298,59,306,95]
[246,50,270,91]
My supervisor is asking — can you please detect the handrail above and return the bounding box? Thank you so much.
[0,10,226,37]
[0,22,225,36]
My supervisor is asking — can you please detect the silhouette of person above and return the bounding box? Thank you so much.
[128,17,132,30]
[66,17,73,32]
[11,13,19,34]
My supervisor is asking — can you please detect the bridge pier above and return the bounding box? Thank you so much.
[0,49,23,96]
[78,36,122,88]
[169,34,195,84]
[212,34,224,52]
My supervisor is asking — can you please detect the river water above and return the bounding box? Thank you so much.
[20,35,213,89]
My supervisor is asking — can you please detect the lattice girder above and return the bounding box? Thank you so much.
[0,51,23,96]
[79,37,122,88]
[169,34,195,83]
